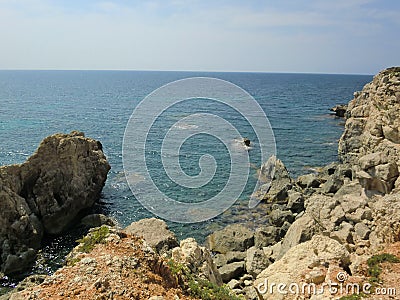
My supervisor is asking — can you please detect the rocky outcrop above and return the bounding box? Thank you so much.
[330,104,348,117]
[339,67,400,194]
[0,131,110,274]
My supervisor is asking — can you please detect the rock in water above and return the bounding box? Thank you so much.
[330,104,348,117]
[0,131,110,274]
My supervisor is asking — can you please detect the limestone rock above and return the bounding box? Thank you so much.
[218,261,245,282]
[81,214,115,228]
[330,104,347,117]
[0,131,110,274]
[254,226,279,248]
[124,218,179,254]
[254,235,350,300]
[296,173,320,189]
[171,238,222,285]
[206,224,254,254]
[245,247,271,277]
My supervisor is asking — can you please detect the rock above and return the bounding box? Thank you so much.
[278,214,317,258]
[269,209,294,227]
[171,238,222,285]
[227,279,241,290]
[218,261,245,282]
[330,104,347,117]
[296,173,320,189]
[253,156,293,202]
[254,226,279,248]
[262,242,282,263]
[245,247,271,277]
[254,235,350,300]
[286,191,304,213]
[81,214,115,228]
[243,138,251,147]
[206,224,254,254]
[321,174,344,194]
[0,131,110,274]
[354,223,370,240]
[338,68,400,190]
[124,218,179,254]
[305,267,326,284]
[330,222,354,244]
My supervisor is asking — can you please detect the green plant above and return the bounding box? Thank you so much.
[76,225,110,253]
[339,294,364,300]
[367,253,400,282]
[167,259,243,300]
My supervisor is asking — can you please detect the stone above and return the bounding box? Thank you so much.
[0,131,110,274]
[254,235,350,300]
[125,218,179,254]
[243,138,251,147]
[206,224,254,254]
[278,214,317,258]
[253,156,293,202]
[218,261,245,282]
[269,209,294,227]
[305,267,326,284]
[227,279,241,290]
[245,247,271,277]
[286,191,304,213]
[296,173,320,189]
[254,226,279,248]
[330,222,354,244]
[321,175,344,194]
[171,238,222,285]
[81,214,115,228]
[358,152,387,170]
[354,223,370,240]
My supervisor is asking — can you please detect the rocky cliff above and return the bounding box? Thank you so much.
[339,67,400,194]
[0,131,110,274]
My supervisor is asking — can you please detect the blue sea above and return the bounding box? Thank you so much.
[0,71,371,279]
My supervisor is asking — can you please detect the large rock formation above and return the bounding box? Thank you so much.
[339,67,400,194]
[0,131,110,274]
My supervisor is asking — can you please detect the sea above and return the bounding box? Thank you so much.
[0,70,372,284]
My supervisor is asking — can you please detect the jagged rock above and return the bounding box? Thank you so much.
[278,214,317,258]
[245,247,271,277]
[254,226,279,248]
[227,279,241,289]
[171,238,222,285]
[218,261,245,282]
[254,235,350,300]
[330,221,354,244]
[213,251,246,268]
[206,224,254,254]
[286,191,304,213]
[321,174,344,194]
[124,218,179,254]
[338,67,400,194]
[253,156,293,202]
[81,214,115,228]
[268,209,294,227]
[296,173,320,189]
[354,223,370,240]
[0,131,110,275]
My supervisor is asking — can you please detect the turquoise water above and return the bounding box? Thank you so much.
[0,71,371,240]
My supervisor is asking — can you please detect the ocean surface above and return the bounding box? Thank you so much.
[0,70,372,281]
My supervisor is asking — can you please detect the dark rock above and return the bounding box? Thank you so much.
[286,191,305,213]
[124,218,179,254]
[321,175,344,194]
[269,209,295,227]
[206,224,254,254]
[245,247,271,277]
[330,104,348,117]
[296,174,320,189]
[254,226,279,248]
[243,138,251,147]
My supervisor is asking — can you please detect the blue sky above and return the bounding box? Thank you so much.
[0,0,398,74]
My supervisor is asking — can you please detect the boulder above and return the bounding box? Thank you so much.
[286,191,304,213]
[171,238,222,285]
[296,173,320,189]
[218,261,245,282]
[124,218,179,254]
[0,131,110,274]
[254,226,279,248]
[245,247,271,277]
[206,224,254,254]
[330,104,347,117]
[321,174,344,194]
[254,235,350,300]
[81,214,115,228]
[268,209,294,227]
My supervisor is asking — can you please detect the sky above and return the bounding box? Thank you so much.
[0,0,399,74]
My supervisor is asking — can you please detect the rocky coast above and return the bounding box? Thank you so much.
[1,67,400,299]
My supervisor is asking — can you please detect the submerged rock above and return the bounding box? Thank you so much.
[330,104,348,117]
[0,131,110,275]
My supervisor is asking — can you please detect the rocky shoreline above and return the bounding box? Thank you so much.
[1,67,400,299]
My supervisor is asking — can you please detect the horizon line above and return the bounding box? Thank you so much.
[0,68,375,76]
